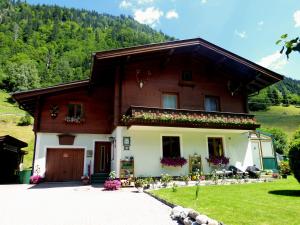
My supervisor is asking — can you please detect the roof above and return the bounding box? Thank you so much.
[93,38,283,83]
[0,135,28,149]
[12,79,89,115]
[12,38,284,116]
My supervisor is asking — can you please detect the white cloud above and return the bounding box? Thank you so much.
[257,51,288,70]
[137,0,154,4]
[166,10,178,19]
[201,0,207,4]
[134,7,163,27]
[294,10,300,27]
[234,30,247,39]
[119,0,132,9]
[258,21,264,26]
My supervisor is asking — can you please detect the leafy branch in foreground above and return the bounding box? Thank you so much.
[276,34,300,58]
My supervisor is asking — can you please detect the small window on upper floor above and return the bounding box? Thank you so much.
[205,96,220,112]
[181,71,193,81]
[162,93,178,109]
[67,103,83,119]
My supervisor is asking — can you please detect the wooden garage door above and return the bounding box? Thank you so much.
[46,148,84,181]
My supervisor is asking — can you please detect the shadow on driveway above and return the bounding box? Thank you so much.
[28,182,102,189]
[268,190,300,197]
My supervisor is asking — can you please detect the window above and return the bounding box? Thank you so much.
[162,136,180,158]
[205,96,220,112]
[67,103,83,118]
[181,71,193,81]
[208,137,224,158]
[162,94,178,109]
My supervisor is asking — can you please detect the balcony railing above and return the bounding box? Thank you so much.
[121,106,260,130]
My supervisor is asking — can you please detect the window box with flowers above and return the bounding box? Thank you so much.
[160,136,187,168]
[65,103,85,124]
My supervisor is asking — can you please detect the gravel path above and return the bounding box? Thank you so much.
[0,183,179,225]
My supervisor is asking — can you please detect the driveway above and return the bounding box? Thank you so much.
[0,183,179,225]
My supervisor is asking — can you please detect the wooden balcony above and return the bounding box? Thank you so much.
[121,106,260,130]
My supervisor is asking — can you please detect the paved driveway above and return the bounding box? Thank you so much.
[0,183,179,225]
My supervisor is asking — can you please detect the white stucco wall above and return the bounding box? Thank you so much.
[117,126,255,177]
[34,132,111,176]
[34,127,265,178]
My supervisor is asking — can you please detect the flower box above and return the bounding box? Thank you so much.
[161,157,187,167]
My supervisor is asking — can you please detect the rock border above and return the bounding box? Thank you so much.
[145,191,224,225]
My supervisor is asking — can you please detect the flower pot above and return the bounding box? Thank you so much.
[82,179,90,185]
[137,187,143,193]
[185,181,189,186]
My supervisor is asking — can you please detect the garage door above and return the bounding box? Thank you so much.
[46,148,84,181]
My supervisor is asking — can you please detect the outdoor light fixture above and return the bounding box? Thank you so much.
[108,136,115,142]
[136,69,151,89]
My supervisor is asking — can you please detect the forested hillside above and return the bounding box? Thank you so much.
[249,77,300,111]
[0,0,173,92]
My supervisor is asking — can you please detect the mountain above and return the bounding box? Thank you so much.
[0,0,174,92]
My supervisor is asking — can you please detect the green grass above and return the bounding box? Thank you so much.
[0,90,34,168]
[151,177,300,225]
[253,105,300,138]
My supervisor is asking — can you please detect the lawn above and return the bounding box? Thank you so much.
[0,90,34,168]
[253,105,300,138]
[151,177,300,225]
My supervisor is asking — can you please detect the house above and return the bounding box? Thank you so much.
[0,135,27,183]
[12,38,283,182]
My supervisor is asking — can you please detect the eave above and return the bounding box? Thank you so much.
[11,79,90,116]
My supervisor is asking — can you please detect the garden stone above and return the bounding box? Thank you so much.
[183,217,194,225]
[207,218,219,225]
[196,215,209,224]
[180,208,193,219]
[171,206,184,218]
[188,209,200,219]
[191,222,200,225]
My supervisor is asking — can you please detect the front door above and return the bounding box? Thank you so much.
[94,142,111,173]
[251,141,262,169]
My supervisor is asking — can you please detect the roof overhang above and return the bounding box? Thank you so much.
[92,38,284,94]
[0,135,28,149]
[12,80,90,116]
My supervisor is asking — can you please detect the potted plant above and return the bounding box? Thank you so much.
[182,175,190,185]
[81,175,90,185]
[279,161,291,179]
[160,173,172,187]
[135,178,145,192]
[104,171,121,190]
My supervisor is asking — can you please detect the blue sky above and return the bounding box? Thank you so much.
[27,0,300,80]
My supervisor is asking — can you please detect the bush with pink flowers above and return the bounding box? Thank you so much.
[30,175,43,184]
[104,179,121,190]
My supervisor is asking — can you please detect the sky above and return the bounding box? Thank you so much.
[26,0,300,80]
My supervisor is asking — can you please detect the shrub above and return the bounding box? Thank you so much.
[288,139,300,183]
[104,179,121,190]
[18,113,33,126]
